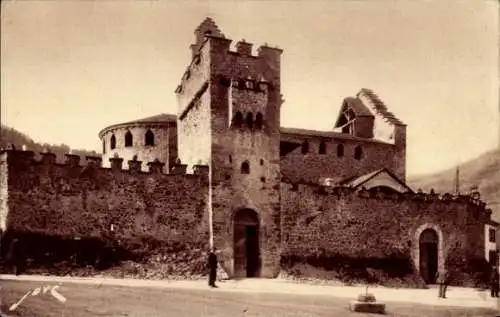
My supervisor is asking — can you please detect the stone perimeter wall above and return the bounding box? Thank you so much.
[0,149,210,276]
[280,181,492,286]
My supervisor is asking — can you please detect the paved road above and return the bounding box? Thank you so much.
[1,274,499,310]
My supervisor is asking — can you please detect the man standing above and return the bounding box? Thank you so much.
[208,247,218,288]
[9,238,24,276]
[491,266,499,298]
[436,269,449,299]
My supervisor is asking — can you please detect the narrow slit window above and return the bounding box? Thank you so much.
[255,112,264,130]
[125,131,133,147]
[145,129,155,146]
[337,144,344,157]
[246,113,253,129]
[319,141,326,154]
[232,111,243,128]
[110,134,116,150]
[354,145,363,160]
[241,161,250,174]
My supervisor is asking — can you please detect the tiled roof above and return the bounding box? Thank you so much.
[338,168,414,193]
[339,169,384,188]
[99,113,177,137]
[279,127,392,145]
[121,113,177,125]
[357,88,405,126]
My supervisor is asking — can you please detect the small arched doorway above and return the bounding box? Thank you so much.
[419,229,439,284]
[233,209,261,278]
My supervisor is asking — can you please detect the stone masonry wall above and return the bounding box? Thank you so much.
[0,152,8,232]
[176,38,212,173]
[281,136,400,183]
[280,182,491,285]
[177,92,211,173]
[0,150,210,275]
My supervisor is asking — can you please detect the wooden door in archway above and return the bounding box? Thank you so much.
[419,229,438,284]
[233,209,261,278]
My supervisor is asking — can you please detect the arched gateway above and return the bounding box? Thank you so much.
[419,228,439,284]
[233,209,261,278]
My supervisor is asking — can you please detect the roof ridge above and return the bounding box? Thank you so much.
[357,88,405,125]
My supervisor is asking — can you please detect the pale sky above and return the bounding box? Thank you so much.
[1,0,498,176]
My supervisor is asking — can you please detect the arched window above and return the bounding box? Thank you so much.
[241,161,250,174]
[319,141,326,154]
[260,158,264,166]
[102,139,106,154]
[145,129,155,146]
[246,113,253,129]
[354,145,363,160]
[301,141,309,154]
[110,134,116,150]
[232,111,243,128]
[336,144,344,157]
[125,131,133,147]
[255,112,264,130]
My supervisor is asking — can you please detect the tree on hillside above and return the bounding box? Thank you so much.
[1,124,100,164]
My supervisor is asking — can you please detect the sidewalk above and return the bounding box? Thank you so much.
[1,274,499,310]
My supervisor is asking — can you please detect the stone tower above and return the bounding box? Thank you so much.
[175,18,283,278]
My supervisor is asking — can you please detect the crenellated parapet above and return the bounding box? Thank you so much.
[0,149,209,178]
[282,180,492,216]
[0,148,211,257]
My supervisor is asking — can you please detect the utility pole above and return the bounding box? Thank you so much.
[454,165,460,195]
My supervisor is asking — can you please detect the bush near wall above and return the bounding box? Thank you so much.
[0,231,210,279]
[445,242,491,288]
[280,254,426,288]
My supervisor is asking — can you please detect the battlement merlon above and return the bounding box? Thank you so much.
[177,30,283,90]
[285,181,492,212]
[175,30,283,119]
[0,149,208,177]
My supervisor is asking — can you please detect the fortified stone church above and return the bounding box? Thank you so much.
[0,18,497,286]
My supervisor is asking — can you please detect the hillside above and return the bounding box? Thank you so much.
[408,148,500,222]
[0,124,100,163]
